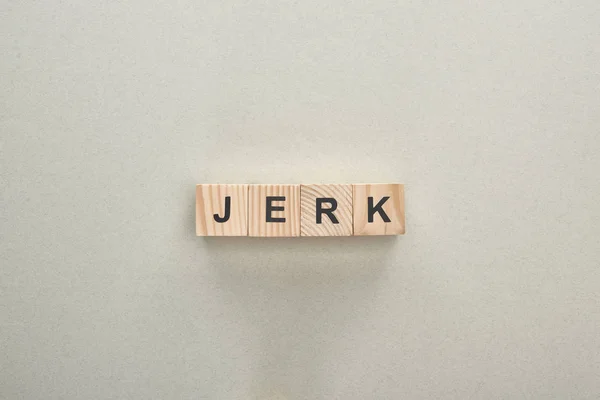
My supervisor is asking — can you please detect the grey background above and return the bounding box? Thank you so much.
[2,1,600,399]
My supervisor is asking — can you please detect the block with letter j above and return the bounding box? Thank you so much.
[196,184,249,236]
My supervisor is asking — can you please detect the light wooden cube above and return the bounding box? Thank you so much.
[196,184,248,236]
[248,184,300,237]
[353,184,405,235]
[301,184,353,236]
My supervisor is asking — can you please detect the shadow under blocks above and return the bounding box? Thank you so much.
[196,183,405,237]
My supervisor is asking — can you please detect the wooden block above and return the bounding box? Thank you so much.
[196,184,248,236]
[353,184,405,235]
[301,184,353,236]
[248,184,300,237]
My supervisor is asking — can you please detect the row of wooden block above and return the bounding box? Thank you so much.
[196,183,405,237]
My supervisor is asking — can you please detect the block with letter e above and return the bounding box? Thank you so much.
[249,184,301,237]
[353,184,405,235]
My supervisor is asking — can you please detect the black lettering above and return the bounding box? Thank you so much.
[368,196,391,223]
[266,196,286,222]
[213,196,231,223]
[316,198,339,224]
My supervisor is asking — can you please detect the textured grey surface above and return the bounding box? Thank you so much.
[2,1,600,399]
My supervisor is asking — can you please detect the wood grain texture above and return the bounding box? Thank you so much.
[248,184,300,237]
[301,184,352,236]
[196,184,248,236]
[353,184,405,236]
